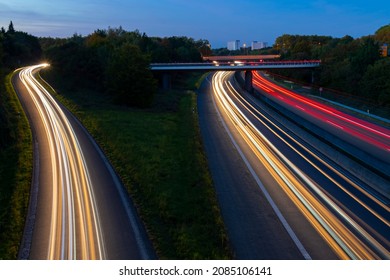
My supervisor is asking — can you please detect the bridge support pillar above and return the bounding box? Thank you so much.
[245,70,253,93]
[162,73,172,89]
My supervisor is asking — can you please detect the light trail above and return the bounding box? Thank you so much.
[18,64,106,260]
[224,81,389,228]
[252,71,390,155]
[212,71,390,259]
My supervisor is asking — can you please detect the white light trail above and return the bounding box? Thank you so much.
[18,64,106,260]
[212,71,389,260]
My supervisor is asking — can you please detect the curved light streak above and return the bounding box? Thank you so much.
[18,64,106,260]
[252,71,390,154]
[224,81,389,228]
[212,71,389,259]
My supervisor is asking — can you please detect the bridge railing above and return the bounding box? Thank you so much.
[150,60,321,71]
[150,60,321,67]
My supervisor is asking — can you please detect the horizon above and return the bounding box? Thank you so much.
[1,20,388,50]
[1,1,389,48]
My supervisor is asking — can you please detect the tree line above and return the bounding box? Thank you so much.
[0,21,42,71]
[270,25,390,107]
[40,27,211,107]
[1,22,212,148]
[1,22,389,108]
[0,21,42,150]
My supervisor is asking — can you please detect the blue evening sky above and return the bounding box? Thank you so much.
[0,0,389,48]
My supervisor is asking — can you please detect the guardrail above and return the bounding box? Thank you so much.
[150,60,321,71]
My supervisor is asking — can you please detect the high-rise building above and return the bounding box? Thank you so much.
[227,40,240,51]
[251,41,268,50]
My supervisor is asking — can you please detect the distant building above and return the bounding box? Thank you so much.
[251,41,268,50]
[227,40,240,51]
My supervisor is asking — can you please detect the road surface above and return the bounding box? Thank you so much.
[252,71,390,165]
[198,71,389,259]
[198,73,334,259]
[13,64,154,260]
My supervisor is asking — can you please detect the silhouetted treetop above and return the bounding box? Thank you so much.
[375,24,390,43]
[8,21,15,33]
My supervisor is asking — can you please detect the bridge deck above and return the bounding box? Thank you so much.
[150,60,321,71]
[202,54,281,61]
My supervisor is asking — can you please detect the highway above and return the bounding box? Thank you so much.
[252,72,390,164]
[199,71,389,259]
[13,64,154,260]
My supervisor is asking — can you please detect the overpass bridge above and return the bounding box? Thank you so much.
[150,60,321,91]
[150,60,321,71]
[202,54,281,62]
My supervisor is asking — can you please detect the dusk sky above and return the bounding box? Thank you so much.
[0,0,389,48]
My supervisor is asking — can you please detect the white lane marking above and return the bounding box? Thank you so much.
[208,72,312,260]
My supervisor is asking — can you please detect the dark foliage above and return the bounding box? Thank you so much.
[270,26,390,106]
[106,43,156,107]
[41,27,210,107]
[0,22,42,148]
[0,22,42,69]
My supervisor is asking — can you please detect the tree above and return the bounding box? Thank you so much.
[44,40,104,90]
[0,34,3,63]
[360,58,390,105]
[375,24,390,43]
[0,28,42,68]
[7,21,15,33]
[106,43,157,107]
[199,44,211,57]
[351,37,380,68]
[348,37,380,91]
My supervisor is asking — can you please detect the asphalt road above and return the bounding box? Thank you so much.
[253,72,390,165]
[13,64,155,260]
[198,71,389,259]
[198,73,335,259]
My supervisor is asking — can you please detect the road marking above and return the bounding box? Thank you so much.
[208,73,312,260]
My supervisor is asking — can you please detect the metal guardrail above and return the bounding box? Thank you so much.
[150,60,321,71]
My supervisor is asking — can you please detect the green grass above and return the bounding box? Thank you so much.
[39,71,232,259]
[0,71,33,259]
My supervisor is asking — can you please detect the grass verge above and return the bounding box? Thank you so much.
[39,70,231,259]
[0,72,33,259]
